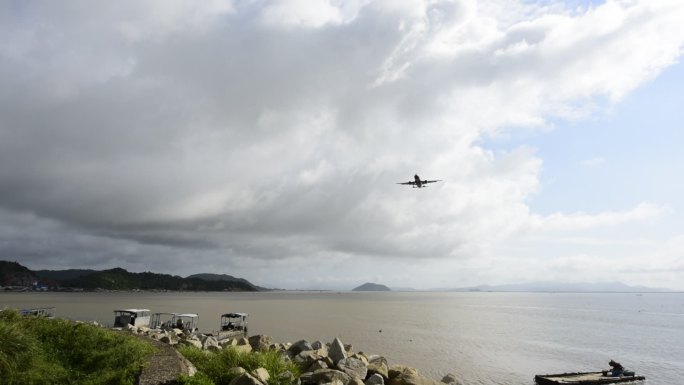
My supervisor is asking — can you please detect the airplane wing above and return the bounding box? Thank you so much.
[421,179,441,184]
[397,181,416,185]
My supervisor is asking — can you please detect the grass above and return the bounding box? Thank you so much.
[177,345,301,385]
[0,309,154,385]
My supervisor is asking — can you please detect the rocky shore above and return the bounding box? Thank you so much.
[119,324,462,385]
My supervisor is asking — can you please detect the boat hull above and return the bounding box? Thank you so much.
[535,371,645,385]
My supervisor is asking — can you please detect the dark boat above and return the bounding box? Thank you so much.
[535,371,645,385]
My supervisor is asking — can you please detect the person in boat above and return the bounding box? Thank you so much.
[176,318,184,330]
[608,360,624,377]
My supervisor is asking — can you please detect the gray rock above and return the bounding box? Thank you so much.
[440,374,460,385]
[308,360,329,372]
[203,336,220,350]
[329,338,348,364]
[312,340,324,350]
[228,367,247,377]
[367,357,389,380]
[251,368,270,384]
[388,372,443,385]
[290,340,314,355]
[365,374,385,385]
[237,337,250,346]
[294,350,325,369]
[299,372,315,385]
[278,371,297,382]
[249,335,274,352]
[348,378,365,385]
[231,344,253,353]
[179,339,203,349]
[230,373,264,385]
[312,369,352,385]
[388,365,418,380]
[160,334,178,345]
[337,357,368,380]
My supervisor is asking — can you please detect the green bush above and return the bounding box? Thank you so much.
[0,309,154,385]
[177,346,300,385]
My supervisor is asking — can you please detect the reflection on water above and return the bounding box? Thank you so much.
[2,291,683,385]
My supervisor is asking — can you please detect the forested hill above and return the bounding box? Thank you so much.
[0,261,262,291]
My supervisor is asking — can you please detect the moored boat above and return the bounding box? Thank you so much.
[534,371,645,385]
[113,308,151,327]
[217,312,248,339]
[20,307,55,318]
[150,312,199,333]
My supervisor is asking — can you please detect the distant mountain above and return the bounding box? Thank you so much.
[352,282,391,291]
[186,273,264,291]
[34,269,96,282]
[0,261,262,292]
[447,281,671,293]
[0,261,37,286]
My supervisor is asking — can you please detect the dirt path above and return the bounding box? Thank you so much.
[137,337,195,385]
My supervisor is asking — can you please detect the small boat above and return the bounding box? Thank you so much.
[535,371,645,385]
[217,312,248,339]
[20,307,55,318]
[150,312,199,333]
[113,309,151,327]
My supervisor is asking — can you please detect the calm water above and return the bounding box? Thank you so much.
[2,291,682,384]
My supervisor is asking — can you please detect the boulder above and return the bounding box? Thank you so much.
[329,338,347,364]
[228,367,247,377]
[237,337,250,346]
[351,353,367,363]
[179,339,203,349]
[307,360,329,372]
[312,340,324,350]
[289,340,314,355]
[365,374,385,385]
[295,350,326,369]
[388,373,443,385]
[231,344,253,353]
[277,371,298,385]
[367,357,389,380]
[349,378,365,385]
[249,335,274,352]
[249,368,271,384]
[230,373,264,385]
[221,338,238,346]
[312,369,352,385]
[440,374,460,385]
[388,365,418,380]
[251,368,270,384]
[160,334,178,345]
[336,357,368,380]
[203,336,220,350]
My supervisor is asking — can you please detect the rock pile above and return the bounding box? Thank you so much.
[117,324,461,385]
[284,337,462,385]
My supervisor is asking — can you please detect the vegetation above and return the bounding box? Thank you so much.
[0,260,37,286]
[177,345,301,385]
[0,309,154,385]
[0,260,260,291]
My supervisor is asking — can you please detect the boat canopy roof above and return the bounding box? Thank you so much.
[114,309,150,313]
[152,312,198,318]
[222,312,248,318]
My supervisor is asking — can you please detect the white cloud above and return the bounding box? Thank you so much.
[1,0,684,288]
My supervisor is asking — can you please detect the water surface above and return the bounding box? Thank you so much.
[2,291,682,384]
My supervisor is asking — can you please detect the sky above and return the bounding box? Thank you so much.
[1,0,683,290]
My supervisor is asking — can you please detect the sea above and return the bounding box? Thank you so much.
[1,291,682,385]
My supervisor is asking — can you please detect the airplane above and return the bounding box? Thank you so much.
[397,174,442,188]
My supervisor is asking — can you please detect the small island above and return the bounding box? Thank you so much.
[352,282,391,291]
